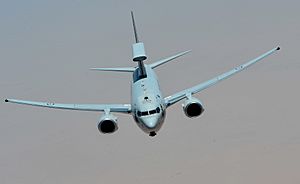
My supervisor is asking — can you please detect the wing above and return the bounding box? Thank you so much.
[164,47,280,107]
[5,99,131,114]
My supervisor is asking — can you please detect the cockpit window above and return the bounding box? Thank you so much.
[141,111,148,116]
[156,107,160,113]
[137,111,142,117]
[149,110,156,115]
[137,107,161,117]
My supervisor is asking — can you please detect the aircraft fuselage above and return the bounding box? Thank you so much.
[131,65,166,135]
[4,11,280,137]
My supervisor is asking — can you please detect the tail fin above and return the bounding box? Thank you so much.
[131,11,139,43]
[131,11,147,78]
[131,11,147,62]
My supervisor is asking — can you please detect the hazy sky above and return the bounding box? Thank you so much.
[1,0,300,183]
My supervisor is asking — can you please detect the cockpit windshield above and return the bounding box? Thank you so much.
[137,107,160,117]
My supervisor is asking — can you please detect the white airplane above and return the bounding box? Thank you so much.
[5,12,280,137]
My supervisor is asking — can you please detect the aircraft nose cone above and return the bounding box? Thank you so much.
[142,116,159,129]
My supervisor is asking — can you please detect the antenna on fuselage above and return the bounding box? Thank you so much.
[131,11,147,77]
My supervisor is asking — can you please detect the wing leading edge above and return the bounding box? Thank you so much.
[164,47,280,107]
[5,99,131,114]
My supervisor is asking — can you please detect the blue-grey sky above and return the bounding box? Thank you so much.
[1,0,300,183]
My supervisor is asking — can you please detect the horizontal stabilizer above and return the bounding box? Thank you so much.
[150,50,191,69]
[90,67,135,72]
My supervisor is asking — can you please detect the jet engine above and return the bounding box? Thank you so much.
[97,113,118,134]
[183,97,204,118]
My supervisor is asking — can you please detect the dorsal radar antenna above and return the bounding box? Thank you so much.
[131,11,147,77]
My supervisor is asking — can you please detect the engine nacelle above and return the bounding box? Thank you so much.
[183,97,204,118]
[97,114,118,134]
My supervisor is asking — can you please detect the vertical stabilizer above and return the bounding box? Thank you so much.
[130,11,147,78]
[131,11,139,43]
[131,11,147,62]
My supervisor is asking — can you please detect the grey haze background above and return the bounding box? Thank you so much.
[1,0,299,183]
